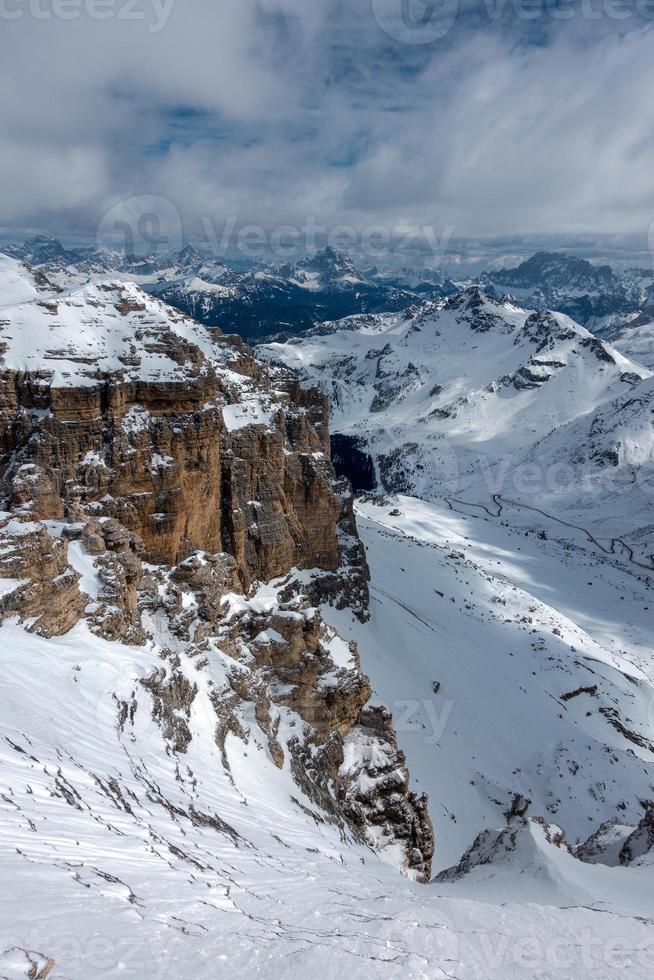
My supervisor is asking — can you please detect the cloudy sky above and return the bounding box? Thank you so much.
[2,0,654,253]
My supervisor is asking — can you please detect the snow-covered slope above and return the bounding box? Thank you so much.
[1,257,654,977]
[435,815,654,914]
[610,315,654,370]
[259,288,653,548]
[515,374,654,550]
[2,535,653,978]
[0,254,58,307]
[321,495,654,873]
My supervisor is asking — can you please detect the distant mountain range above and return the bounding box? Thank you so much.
[478,250,654,334]
[3,236,654,348]
[0,236,457,340]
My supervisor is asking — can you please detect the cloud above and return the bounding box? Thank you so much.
[1,1,653,242]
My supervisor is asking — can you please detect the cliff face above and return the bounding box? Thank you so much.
[0,268,433,882]
[0,281,345,583]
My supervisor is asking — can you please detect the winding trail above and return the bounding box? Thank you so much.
[444,494,654,574]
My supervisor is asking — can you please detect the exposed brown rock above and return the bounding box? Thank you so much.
[0,515,84,636]
[0,282,432,879]
[0,330,348,588]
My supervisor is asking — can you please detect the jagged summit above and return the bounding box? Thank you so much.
[175,243,205,270]
[303,245,359,279]
[479,250,648,332]
[488,251,615,290]
[3,234,68,265]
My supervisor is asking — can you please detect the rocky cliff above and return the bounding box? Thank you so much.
[0,265,433,881]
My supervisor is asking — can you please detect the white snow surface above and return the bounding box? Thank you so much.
[259,289,654,552]
[1,592,652,978]
[0,509,652,977]
[611,316,654,370]
[0,278,212,386]
[0,262,249,395]
[0,254,52,307]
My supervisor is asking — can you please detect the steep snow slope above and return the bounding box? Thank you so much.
[2,574,653,979]
[320,496,654,873]
[611,316,654,370]
[435,815,654,914]
[513,375,654,551]
[0,254,57,307]
[259,289,652,550]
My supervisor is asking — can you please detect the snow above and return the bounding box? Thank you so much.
[259,288,654,553]
[0,277,226,388]
[222,399,276,432]
[121,405,151,434]
[320,495,654,873]
[66,540,101,600]
[2,611,654,978]
[1,261,653,976]
[435,816,654,916]
[611,317,654,370]
[0,254,50,307]
[184,276,234,297]
[0,577,28,599]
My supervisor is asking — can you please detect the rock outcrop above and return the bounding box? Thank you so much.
[0,281,347,583]
[0,270,432,881]
[0,515,85,635]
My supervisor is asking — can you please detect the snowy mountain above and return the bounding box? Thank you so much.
[609,314,654,370]
[1,255,654,979]
[323,494,654,867]
[145,246,452,341]
[3,234,69,265]
[1,238,456,341]
[0,252,60,306]
[258,282,654,900]
[260,286,653,551]
[479,251,652,332]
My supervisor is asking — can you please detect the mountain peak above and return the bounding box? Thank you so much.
[304,246,359,279]
[490,251,615,289]
[3,235,67,265]
[176,244,204,268]
[444,283,501,312]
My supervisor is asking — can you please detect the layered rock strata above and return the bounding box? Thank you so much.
[0,272,432,880]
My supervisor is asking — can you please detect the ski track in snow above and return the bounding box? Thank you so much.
[444,494,654,573]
